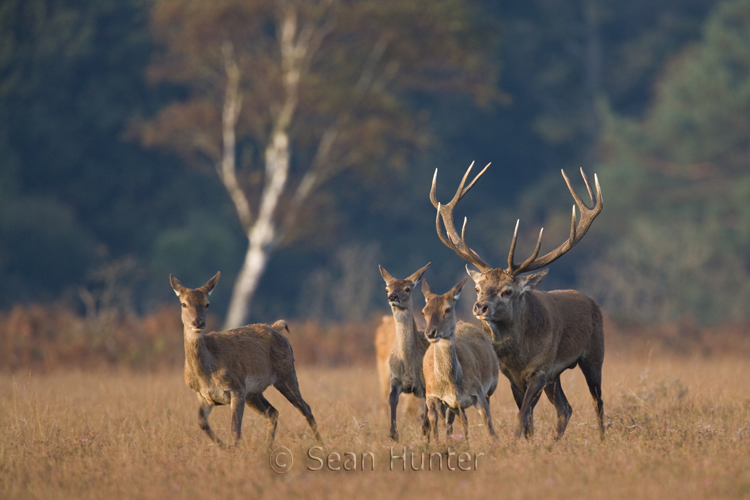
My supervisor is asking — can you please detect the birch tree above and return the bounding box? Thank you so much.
[139,0,498,328]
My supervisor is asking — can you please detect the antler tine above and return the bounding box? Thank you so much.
[579,167,594,206]
[459,162,491,201]
[431,163,492,272]
[510,168,603,275]
[507,220,519,271]
[434,204,459,251]
[460,217,489,269]
[507,220,545,274]
[450,160,476,206]
[515,227,544,274]
[430,162,491,210]
[429,169,441,209]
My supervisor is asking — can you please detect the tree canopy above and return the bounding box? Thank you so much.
[1,0,746,326]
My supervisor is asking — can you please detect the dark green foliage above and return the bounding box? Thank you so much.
[582,0,750,323]
[0,0,746,325]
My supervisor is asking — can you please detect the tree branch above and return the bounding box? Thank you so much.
[218,41,253,232]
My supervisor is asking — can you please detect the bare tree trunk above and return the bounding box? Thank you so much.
[219,6,373,328]
[222,7,308,329]
[224,131,290,329]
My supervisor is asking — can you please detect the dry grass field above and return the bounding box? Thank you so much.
[2,348,750,500]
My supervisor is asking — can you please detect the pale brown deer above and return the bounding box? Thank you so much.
[374,315,422,417]
[378,263,432,441]
[421,277,499,443]
[170,272,323,449]
[430,162,605,440]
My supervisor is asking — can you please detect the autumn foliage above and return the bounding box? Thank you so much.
[0,303,748,374]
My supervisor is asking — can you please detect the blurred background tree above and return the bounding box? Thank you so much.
[581,0,750,323]
[2,0,747,327]
[136,0,500,328]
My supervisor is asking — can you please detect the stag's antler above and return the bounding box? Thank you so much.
[430,162,492,272]
[507,168,603,275]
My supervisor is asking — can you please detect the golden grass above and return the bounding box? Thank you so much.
[2,351,750,499]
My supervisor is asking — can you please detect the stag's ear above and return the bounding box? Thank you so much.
[520,269,548,293]
[379,265,395,284]
[201,272,221,295]
[407,262,431,285]
[450,276,468,301]
[169,275,186,296]
[422,279,436,302]
[465,264,482,283]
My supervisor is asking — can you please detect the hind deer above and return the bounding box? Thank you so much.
[170,272,323,449]
[421,277,499,443]
[378,263,432,441]
[430,162,605,440]
[374,315,423,417]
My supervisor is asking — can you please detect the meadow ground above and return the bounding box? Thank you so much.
[1,350,750,499]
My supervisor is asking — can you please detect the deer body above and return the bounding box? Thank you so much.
[171,272,323,449]
[474,273,604,439]
[431,163,605,440]
[379,263,436,441]
[374,315,396,403]
[422,278,499,442]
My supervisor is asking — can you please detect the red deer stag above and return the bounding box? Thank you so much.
[170,272,323,449]
[430,162,605,440]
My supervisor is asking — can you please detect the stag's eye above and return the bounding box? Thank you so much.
[405,287,410,292]
[475,287,480,293]
[206,303,210,308]
[444,307,452,314]
[501,290,513,298]
[181,303,187,308]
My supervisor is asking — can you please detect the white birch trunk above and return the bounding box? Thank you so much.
[223,131,290,329]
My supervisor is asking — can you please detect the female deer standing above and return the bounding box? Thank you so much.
[421,278,499,443]
[170,272,323,449]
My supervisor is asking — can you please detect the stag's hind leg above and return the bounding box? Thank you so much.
[274,380,324,445]
[579,358,605,439]
[544,376,572,439]
[246,394,279,449]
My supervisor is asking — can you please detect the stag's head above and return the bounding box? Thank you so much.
[430,162,602,325]
[467,267,548,323]
[421,277,466,343]
[170,272,220,333]
[379,263,431,313]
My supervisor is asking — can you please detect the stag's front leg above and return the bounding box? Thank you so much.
[517,373,547,439]
[389,379,403,441]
